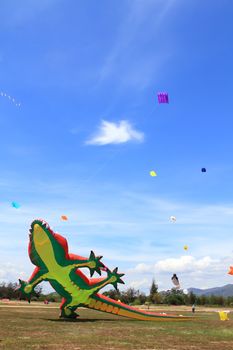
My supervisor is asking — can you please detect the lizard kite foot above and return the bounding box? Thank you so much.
[15,279,34,302]
[89,250,104,276]
[60,308,79,319]
[107,267,125,290]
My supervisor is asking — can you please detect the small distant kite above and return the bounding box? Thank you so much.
[150,170,157,177]
[61,215,68,221]
[171,274,180,289]
[157,92,169,104]
[218,311,229,321]
[0,92,21,107]
[11,201,20,209]
[170,216,176,223]
[201,168,206,173]
[228,266,233,275]
[183,245,188,251]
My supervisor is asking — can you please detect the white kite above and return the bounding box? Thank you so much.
[171,274,180,289]
[170,216,176,223]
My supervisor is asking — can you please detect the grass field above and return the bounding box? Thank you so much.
[1,302,233,349]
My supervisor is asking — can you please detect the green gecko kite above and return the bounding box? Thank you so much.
[17,219,189,321]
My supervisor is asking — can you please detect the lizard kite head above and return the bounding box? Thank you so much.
[28,219,105,276]
[29,219,53,248]
[28,219,70,269]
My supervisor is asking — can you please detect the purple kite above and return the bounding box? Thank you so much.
[157,92,169,104]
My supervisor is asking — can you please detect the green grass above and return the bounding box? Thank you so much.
[1,303,233,349]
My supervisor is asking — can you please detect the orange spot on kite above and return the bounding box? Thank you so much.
[228,266,233,275]
[61,215,68,221]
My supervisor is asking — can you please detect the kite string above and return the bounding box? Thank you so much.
[0,91,21,107]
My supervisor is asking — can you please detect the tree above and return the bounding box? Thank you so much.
[138,292,147,305]
[133,292,147,305]
[199,295,207,305]
[34,285,43,298]
[188,291,196,305]
[163,289,185,305]
[0,282,18,299]
[121,288,139,304]
[103,289,121,301]
[148,279,158,304]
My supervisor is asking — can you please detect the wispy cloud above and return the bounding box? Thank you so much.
[98,0,177,89]
[0,0,59,28]
[86,120,144,145]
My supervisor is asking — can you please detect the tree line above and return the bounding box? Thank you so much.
[103,281,233,307]
[0,282,43,301]
[1,280,233,306]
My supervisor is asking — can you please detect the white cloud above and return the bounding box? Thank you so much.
[128,255,233,291]
[0,263,26,282]
[131,256,219,275]
[132,263,152,273]
[154,255,215,273]
[86,120,144,145]
[129,278,150,289]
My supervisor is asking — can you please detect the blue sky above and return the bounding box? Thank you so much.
[1,0,233,293]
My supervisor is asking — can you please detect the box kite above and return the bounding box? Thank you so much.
[157,92,169,104]
[17,219,189,321]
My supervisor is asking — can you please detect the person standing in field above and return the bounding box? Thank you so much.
[192,304,196,313]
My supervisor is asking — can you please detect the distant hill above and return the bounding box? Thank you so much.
[188,284,233,297]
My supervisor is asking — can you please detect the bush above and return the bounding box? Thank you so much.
[163,289,186,305]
